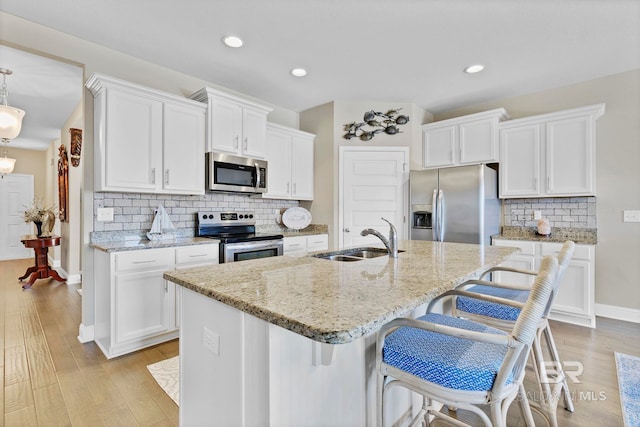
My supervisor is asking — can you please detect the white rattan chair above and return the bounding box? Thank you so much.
[451,240,576,427]
[376,255,559,427]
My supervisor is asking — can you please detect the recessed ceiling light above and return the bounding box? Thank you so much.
[222,35,244,48]
[464,64,485,74]
[290,68,307,77]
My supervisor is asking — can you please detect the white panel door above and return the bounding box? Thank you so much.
[291,135,314,200]
[0,174,33,260]
[209,97,243,154]
[241,107,268,158]
[263,129,292,199]
[341,149,407,248]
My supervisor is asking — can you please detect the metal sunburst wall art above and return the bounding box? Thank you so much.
[343,108,410,141]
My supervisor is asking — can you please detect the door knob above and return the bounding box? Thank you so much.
[344,228,350,233]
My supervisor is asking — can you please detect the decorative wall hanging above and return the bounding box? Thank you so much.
[69,128,82,167]
[343,108,410,141]
[58,144,69,222]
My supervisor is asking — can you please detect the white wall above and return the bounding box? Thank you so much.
[435,69,640,314]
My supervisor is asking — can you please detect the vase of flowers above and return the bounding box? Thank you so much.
[24,197,57,237]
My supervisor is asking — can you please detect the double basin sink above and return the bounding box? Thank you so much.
[311,247,404,262]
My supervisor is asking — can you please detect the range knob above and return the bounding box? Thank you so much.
[239,214,244,219]
[249,214,254,219]
[208,214,214,219]
[202,214,207,220]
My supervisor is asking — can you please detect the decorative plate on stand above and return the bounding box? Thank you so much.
[282,207,312,230]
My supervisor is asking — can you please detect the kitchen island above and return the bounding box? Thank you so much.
[164,240,517,426]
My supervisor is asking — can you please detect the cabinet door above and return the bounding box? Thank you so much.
[459,119,498,164]
[499,124,541,198]
[264,130,292,199]
[209,97,243,154]
[103,88,162,191]
[242,107,268,158]
[163,102,206,194]
[291,136,314,200]
[423,126,457,168]
[306,234,328,252]
[114,268,175,344]
[546,115,595,196]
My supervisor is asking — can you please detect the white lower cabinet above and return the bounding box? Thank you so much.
[283,234,328,255]
[94,243,219,358]
[492,239,595,328]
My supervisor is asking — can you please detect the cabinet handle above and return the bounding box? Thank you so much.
[165,169,170,185]
[188,254,207,258]
[287,182,290,193]
[133,260,156,264]
[533,177,537,189]
[164,281,168,293]
[151,168,156,184]
[293,182,297,194]
[547,176,550,191]
[234,136,239,149]
[289,243,302,247]
[243,137,248,150]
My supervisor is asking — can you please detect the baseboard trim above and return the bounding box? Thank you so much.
[595,303,640,324]
[78,323,94,343]
[54,266,82,285]
[48,255,61,268]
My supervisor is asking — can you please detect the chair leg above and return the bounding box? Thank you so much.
[518,383,536,427]
[377,373,385,427]
[490,400,506,427]
[543,325,575,413]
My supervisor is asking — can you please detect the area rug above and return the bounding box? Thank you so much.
[147,356,179,405]
[615,352,640,427]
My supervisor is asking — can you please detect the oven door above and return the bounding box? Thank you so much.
[222,239,283,263]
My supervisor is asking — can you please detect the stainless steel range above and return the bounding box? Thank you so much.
[196,211,283,263]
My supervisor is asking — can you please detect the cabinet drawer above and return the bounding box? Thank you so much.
[306,234,328,252]
[115,248,174,272]
[284,236,307,254]
[175,244,219,265]
[492,240,536,256]
[540,242,592,260]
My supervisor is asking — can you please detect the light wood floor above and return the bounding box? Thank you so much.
[2,257,639,426]
[1,258,178,427]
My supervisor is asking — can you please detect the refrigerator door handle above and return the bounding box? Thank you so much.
[438,190,445,242]
[432,189,439,241]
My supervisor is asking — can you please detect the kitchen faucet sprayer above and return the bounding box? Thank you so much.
[360,217,398,258]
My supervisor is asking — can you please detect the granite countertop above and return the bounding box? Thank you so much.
[493,226,597,245]
[257,224,329,238]
[164,240,517,344]
[91,236,219,252]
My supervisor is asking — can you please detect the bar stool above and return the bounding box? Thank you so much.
[376,255,558,427]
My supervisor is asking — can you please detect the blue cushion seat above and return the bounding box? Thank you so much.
[455,285,529,321]
[382,313,513,392]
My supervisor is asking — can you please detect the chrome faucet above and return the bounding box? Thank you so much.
[360,217,398,258]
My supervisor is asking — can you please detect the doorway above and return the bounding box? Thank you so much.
[339,147,408,248]
[0,174,34,260]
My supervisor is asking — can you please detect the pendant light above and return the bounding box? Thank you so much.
[0,68,25,177]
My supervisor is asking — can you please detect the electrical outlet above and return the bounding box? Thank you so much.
[203,327,220,355]
[96,207,114,221]
[623,210,640,223]
[533,210,542,220]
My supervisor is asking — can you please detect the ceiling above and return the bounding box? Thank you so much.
[1,0,639,151]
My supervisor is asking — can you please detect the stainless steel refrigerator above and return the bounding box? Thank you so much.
[409,164,500,245]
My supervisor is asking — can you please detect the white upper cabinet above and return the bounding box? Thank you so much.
[86,73,206,195]
[422,108,509,169]
[190,87,272,158]
[263,123,315,201]
[499,104,605,199]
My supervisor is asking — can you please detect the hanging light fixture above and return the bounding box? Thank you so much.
[0,68,25,177]
[0,139,16,176]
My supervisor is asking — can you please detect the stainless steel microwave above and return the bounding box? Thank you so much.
[206,152,268,194]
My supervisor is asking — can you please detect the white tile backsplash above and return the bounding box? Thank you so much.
[94,192,299,235]
[503,197,596,229]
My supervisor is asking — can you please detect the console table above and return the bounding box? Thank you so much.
[18,235,65,289]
